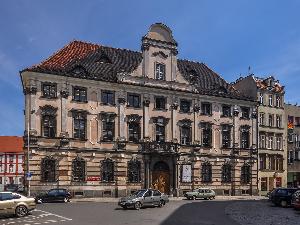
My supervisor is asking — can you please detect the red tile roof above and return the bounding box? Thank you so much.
[0,136,24,153]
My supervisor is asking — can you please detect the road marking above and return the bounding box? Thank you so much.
[34,210,72,221]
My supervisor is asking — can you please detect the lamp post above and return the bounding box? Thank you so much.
[26,109,35,197]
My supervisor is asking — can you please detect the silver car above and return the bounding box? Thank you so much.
[0,192,36,217]
[118,189,169,210]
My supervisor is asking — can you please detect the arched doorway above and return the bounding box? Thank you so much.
[151,161,170,194]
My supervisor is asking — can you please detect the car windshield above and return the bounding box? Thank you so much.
[133,190,146,197]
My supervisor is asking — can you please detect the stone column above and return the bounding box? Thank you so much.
[144,156,150,189]
[171,102,179,141]
[193,103,200,143]
[143,97,150,139]
[60,90,69,137]
[118,97,126,140]
[24,86,37,133]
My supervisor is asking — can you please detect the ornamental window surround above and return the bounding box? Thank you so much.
[201,122,212,147]
[240,125,250,149]
[221,163,232,183]
[101,90,115,105]
[72,157,86,182]
[100,112,117,142]
[73,86,87,102]
[127,159,141,183]
[222,124,231,148]
[127,114,142,143]
[241,164,251,184]
[101,158,114,182]
[180,99,191,113]
[155,96,166,110]
[40,105,58,138]
[42,82,57,98]
[41,156,57,182]
[178,119,192,145]
[201,162,212,183]
[240,107,250,119]
[201,102,212,115]
[127,93,141,108]
[155,62,166,80]
[222,105,231,117]
[72,110,87,140]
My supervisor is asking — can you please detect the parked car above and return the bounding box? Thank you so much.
[184,188,216,200]
[4,184,24,193]
[291,190,300,210]
[0,192,36,217]
[118,189,169,210]
[35,188,71,203]
[270,188,299,207]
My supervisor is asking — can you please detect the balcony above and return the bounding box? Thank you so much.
[140,141,179,154]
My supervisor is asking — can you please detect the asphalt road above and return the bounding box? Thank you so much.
[0,200,241,225]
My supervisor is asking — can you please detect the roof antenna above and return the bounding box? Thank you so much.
[248,66,251,75]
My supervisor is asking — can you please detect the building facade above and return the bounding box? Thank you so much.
[20,23,258,197]
[285,104,300,188]
[0,136,24,191]
[234,76,287,195]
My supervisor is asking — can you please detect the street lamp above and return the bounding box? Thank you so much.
[26,109,35,197]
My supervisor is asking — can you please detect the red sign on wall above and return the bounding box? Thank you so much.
[87,176,100,181]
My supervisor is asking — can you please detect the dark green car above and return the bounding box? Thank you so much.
[184,188,216,200]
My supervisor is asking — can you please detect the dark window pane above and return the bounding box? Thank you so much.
[41,158,56,182]
[181,126,191,145]
[129,122,140,143]
[127,160,141,183]
[155,63,166,80]
[201,123,212,147]
[222,164,231,182]
[222,105,231,117]
[72,157,86,182]
[73,113,86,139]
[201,163,212,182]
[101,159,114,182]
[128,94,140,108]
[42,83,57,98]
[156,124,165,142]
[155,97,166,109]
[102,91,115,105]
[180,100,191,113]
[73,87,87,102]
[201,103,212,115]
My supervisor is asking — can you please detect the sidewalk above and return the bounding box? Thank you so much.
[71,195,267,203]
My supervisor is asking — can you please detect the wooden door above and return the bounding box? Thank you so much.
[151,171,170,194]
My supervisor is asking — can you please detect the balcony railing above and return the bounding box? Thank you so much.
[140,141,179,154]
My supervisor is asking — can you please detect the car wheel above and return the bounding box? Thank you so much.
[134,201,142,210]
[280,200,287,207]
[15,205,28,217]
[122,206,127,210]
[63,197,69,203]
[209,196,214,200]
[158,200,165,208]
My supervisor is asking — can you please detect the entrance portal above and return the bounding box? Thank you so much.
[151,161,170,194]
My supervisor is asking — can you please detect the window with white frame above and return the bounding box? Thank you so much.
[267,135,274,149]
[276,95,281,107]
[269,95,273,106]
[259,134,266,149]
[276,136,282,150]
[259,93,264,104]
[155,63,166,80]
[269,114,274,127]
[259,113,265,126]
[276,115,282,128]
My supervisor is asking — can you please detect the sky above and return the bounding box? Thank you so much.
[1,0,300,136]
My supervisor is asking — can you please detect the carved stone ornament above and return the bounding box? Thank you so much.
[99,112,117,121]
[193,104,201,112]
[143,99,150,107]
[178,119,192,127]
[152,116,170,125]
[171,49,178,56]
[40,105,58,116]
[24,87,37,95]
[152,51,168,59]
[141,43,150,51]
[170,103,179,110]
[118,97,126,104]
[126,114,142,123]
[60,90,69,98]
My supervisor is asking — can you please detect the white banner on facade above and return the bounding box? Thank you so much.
[182,164,192,182]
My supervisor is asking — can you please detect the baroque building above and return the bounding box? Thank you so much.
[20,23,258,197]
[285,104,300,188]
[234,75,287,195]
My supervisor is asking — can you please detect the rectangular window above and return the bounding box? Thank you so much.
[241,127,249,148]
[156,124,165,142]
[259,93,264,104]
[180,126,191,145]
[261,177,267,191]
[259,154,266,170]
[222,105,231,117]
[259,113,265,126]
[267,136,274,149]
[222,124,231,148]
[276,115,281,128]
[42,115,56,138]
[275,95,281,107]
[295,117,300,126]
[73,86,87,102]
[73,112,86,139]
[155,63,166,80]
[155,96,166,110]
[269,155,276,170]
[102,120,115,141]
[276,157,283,171]
[128,93,140,108]
[101,90,115,105]
[201,123,212,147]
[269,114,274,127]
[259,134,266,149]
[276,136,282,150]
[241,107,250,119]
[128,123,140,143]
[201,102,212,115]
[269,95,273,106]
[42,82,57,98]
[180,99,191,113]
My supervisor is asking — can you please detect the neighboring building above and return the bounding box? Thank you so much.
[0,136,24,191]
[234,75,287,195]
[285,104,300,188]
[20,23,258,197]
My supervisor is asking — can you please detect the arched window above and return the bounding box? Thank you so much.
[221,163,232,183]
[241,164,251,184]
[72,157,86,182]
[201,162,212,183]
[101,159,114,182]
[41,157,57,182]
[40,105,57,138]
[127,160,141,183]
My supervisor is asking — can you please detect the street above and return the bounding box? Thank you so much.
[1,199,299,225]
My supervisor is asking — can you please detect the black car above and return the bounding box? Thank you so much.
[35,188,71,203]
[270,188,300,207]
